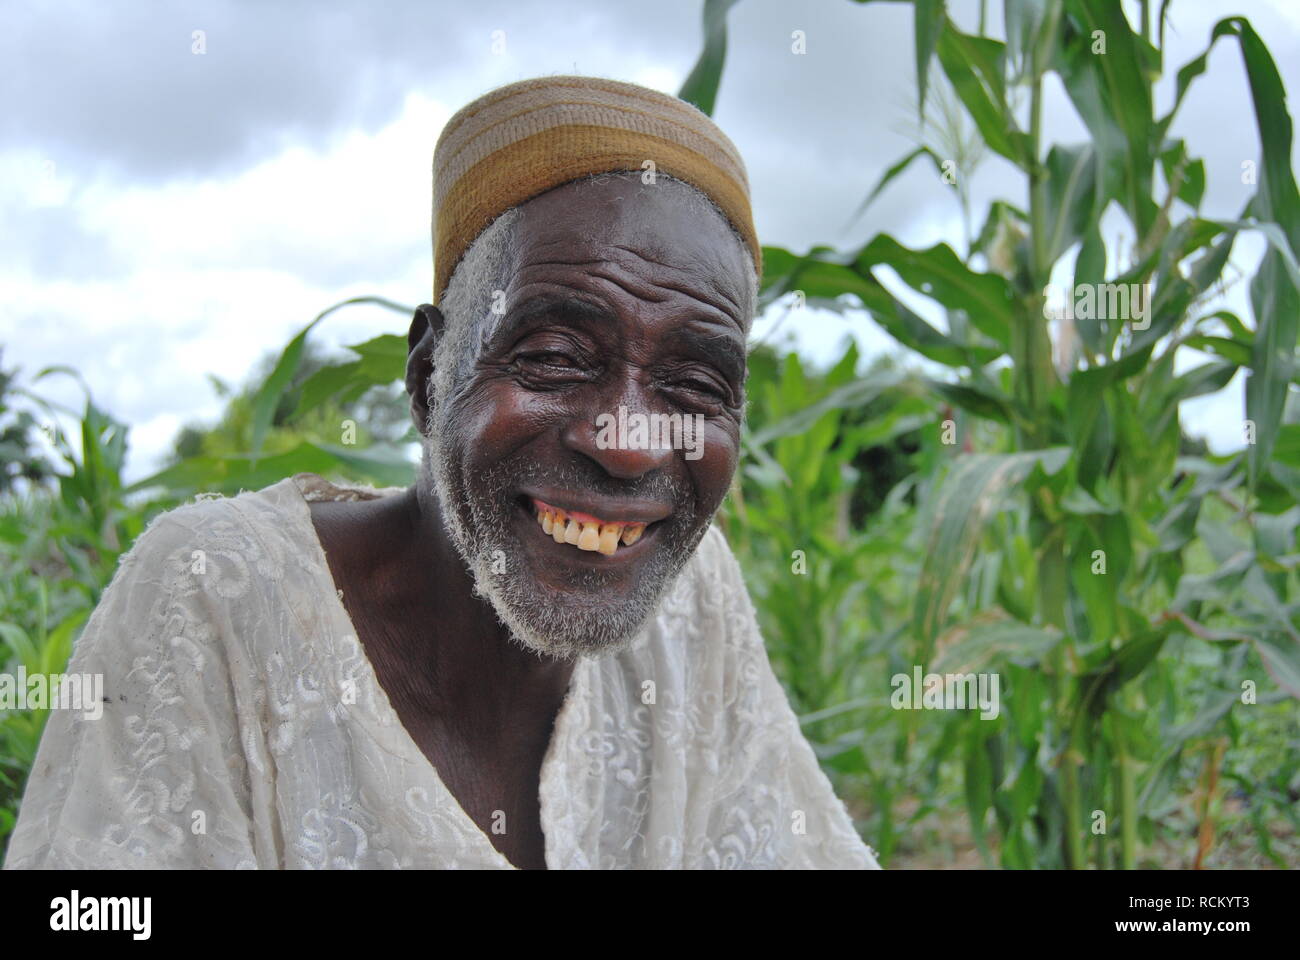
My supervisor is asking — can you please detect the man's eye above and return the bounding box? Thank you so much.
[673,376,730,403]
[522,352,579,369]
[682,379,722,397]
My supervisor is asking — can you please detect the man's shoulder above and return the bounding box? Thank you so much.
[124,477,306,563]
[104,477,317,619]
[71,477,323,673]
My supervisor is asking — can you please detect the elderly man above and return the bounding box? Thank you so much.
[5,76,879,870]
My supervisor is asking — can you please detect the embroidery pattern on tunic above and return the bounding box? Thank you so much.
[4,473,880,870]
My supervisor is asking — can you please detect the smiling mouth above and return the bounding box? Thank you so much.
[524,497,662,556]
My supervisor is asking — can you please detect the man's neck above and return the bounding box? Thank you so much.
[364,483,578,738]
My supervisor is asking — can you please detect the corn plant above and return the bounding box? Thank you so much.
[689,0,1300,866]
[720,339,939,861]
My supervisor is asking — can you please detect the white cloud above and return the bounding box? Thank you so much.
[1,92,453,481]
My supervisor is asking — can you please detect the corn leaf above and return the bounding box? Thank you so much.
[677,0,741,116]
[913,448,1070,658]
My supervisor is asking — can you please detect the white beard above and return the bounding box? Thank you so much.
[422,401,708,662]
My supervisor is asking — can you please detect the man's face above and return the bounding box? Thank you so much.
[427,175,751,660]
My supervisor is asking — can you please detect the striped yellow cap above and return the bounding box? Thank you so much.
[431,75,761,305]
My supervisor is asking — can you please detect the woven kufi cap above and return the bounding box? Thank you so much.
[431,75,761,305]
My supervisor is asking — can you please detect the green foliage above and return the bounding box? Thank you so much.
[713,0,1300,868]
[0,369,172,849]
[133,297,420,498]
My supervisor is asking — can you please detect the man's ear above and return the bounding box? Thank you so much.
[406,304,445,436]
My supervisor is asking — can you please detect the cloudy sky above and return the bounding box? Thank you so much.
[3,0,1298,482]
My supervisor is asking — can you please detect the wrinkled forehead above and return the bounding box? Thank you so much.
[510,175,754,328]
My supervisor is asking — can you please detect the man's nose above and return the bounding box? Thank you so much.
[562,396,676,480]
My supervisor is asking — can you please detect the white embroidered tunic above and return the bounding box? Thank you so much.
[5,474,879,870]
